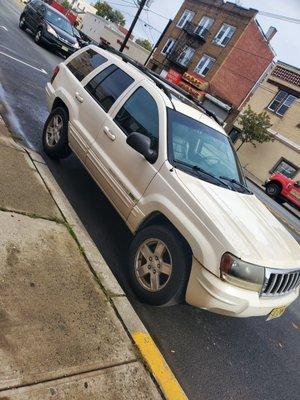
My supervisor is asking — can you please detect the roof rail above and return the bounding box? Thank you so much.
[97,43,221,125]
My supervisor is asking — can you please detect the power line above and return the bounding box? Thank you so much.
[258,11,300,25]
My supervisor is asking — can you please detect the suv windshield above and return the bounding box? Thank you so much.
[45,10,73,35]
[168,109,246,189]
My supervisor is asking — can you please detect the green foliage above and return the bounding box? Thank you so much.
[237,105,273,151]
[61,0,72,9]
[94,1,126,26]
[136,38,152,51]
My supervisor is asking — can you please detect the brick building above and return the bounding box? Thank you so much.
[232,61,300,184]
[148,0,276,127]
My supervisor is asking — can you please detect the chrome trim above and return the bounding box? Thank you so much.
[261,268,300,297]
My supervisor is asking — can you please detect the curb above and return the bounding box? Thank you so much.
[23,145,188,400]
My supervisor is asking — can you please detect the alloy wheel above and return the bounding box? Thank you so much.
[45,114,64,147]
[134,238,173,292]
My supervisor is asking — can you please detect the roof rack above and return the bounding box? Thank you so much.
[98,43,221,125]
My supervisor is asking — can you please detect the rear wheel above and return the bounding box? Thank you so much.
[266,182,281,198]
[19,15,26,30]
[128,225,191,306]
[42,107,72,159]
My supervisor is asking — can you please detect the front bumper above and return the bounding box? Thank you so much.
[42,32,77,56]
[186,258,299,317]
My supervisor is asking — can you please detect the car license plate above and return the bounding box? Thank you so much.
[62,45,68,52]
[266,306,287,321]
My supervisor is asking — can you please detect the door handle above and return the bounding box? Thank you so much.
[75,92,84,103]
[103,126,116,141]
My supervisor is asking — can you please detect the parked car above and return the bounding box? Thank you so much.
[19,0,79,56]
[43,45,300,319]
[264,173,300,210]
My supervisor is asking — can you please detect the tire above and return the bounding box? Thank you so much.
[34,28,43,44]
[265,182,281,198]
[19,14,26,30]
[128,225,191,306]
[42,107,72,159]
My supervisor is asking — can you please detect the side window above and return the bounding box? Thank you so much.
[114,87,159,146]
[85,65,134,112]
[67,49,107,81]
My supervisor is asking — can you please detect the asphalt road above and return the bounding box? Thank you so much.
[1,2,300,399]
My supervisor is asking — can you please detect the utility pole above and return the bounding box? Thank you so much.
[119,0,147,52]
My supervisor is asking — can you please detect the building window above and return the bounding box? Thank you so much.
[194,54,215,76]
[270,158,298,178]
[161,38,175,55]
[213,23,236,47]
[194,16,214,37]
[176,9,195,28]
[177,46,195,67]
[229,127,241,144]
[268,90,297,116]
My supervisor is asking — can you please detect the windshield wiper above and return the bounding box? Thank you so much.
[173,159,231,189]
[219,176,252,194]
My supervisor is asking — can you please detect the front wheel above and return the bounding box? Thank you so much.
[128,225,191,306]
[42,107,72,159]
[34,28,43,44]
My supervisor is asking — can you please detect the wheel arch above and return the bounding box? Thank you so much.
[266,179,283,191]
[52,97,70,118]
[136,211,192,262]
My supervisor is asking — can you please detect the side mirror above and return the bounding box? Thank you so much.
[126,132,157,164]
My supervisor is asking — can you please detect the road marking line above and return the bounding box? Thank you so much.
[132,331,188,400]
[0,51,48,75]
[0,25,8,31]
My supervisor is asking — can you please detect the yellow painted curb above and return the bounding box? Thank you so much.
[132,331,188,400]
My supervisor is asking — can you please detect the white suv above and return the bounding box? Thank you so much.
[44,45,300,319]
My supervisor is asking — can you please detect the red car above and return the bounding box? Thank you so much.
[264,173,300,210]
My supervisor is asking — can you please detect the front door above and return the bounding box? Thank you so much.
[86,84,164,219]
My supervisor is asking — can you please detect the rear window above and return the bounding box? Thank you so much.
[85,65,134,112]
[67,49,107,81]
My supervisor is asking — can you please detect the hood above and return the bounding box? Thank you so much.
[48,22,77,45]
[176,169,300,269]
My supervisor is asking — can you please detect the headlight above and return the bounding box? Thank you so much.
[220,253,265,292]
[47,24,58,38]
[73,42,80,49]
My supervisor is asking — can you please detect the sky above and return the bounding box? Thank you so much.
[90,0,300,68]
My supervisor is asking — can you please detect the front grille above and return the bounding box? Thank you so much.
[261,269,300,296]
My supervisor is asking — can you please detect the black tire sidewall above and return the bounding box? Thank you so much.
[19,15,26,30]
[128,225,190,306]
[42,107,71,159]
[35,28,43,43]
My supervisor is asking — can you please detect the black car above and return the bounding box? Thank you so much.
[19,0,79,56]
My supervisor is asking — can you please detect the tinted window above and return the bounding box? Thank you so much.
[45,10,73,34]
[114,87,159,144]
[67,49,107,81]
[85,65,134,112]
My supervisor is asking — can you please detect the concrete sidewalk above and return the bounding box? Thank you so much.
[0,117,163,399]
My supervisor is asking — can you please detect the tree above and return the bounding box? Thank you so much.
[136,38,152,51]
[94,1,126,26]
[61,0,72,9]
[236,106,273,151]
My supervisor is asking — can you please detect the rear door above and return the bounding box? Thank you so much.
[25,0,39,28]
[63,48,109,160]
